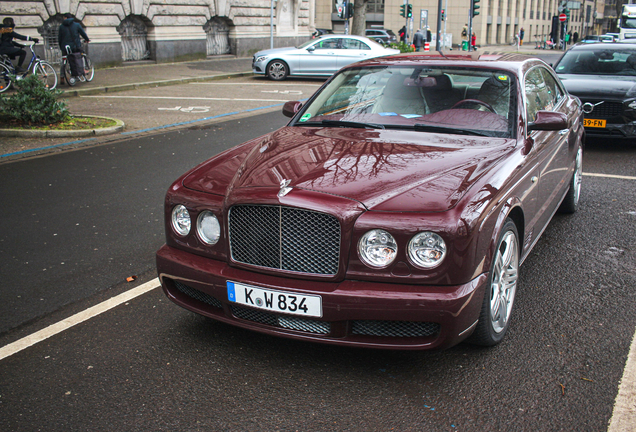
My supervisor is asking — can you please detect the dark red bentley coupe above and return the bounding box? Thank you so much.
[156,53,584,350]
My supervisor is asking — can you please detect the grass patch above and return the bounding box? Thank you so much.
[0,115,117,130]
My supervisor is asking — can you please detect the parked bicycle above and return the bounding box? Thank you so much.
[0,42,58,93]
[60,47,94,86]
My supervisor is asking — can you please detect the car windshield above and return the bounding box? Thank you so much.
[555,48,636,75]
[294,65,517,138]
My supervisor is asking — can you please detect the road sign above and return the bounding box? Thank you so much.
[559,13,567,22]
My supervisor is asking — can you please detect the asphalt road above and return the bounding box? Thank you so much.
[2,60,636,430]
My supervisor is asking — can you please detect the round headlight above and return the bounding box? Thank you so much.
[408,232,446,269]
[197,211,221,245]
[171,205,191,237]
[358,229,398,268]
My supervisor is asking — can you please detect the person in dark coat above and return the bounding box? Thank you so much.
[413,29,424,51]
[58,13,90,55]
[399,26,407,43]
[0,17,39,73]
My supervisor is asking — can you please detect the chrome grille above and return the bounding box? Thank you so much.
[229,205,340,275]
[582,100,624,120]
[174,280,223,309]
[231,305,331,334]
[352,320,440,338]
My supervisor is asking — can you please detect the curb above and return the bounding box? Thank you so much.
[0,115,125,138]
[60,71,254,97]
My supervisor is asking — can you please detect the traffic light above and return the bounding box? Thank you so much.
[400,4,406,17]
[347,1,354,19]
[471,0,480,17]
[441,9,445,21]
[565,8,570,20]
[406,4,412,18]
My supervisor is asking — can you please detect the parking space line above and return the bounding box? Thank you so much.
[0,278,160,361]
[583,172,636,181]
[80,95,290,102]
[608,331,636,431]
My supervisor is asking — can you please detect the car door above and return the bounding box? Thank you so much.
[336,38,373,69]
[298,38,340,75]
[525,66,570,232]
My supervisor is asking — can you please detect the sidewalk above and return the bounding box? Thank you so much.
[59,55,254,97]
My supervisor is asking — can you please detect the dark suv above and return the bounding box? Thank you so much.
[365,29,397,45]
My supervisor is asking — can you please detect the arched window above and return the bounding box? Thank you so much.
[116,16,151,61]
[37,15,66,65]
[204,18,231,56]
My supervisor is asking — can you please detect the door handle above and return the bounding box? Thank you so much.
[559,129,568,135]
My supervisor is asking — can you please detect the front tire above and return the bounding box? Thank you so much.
[266,60,289,81]
[469,219,519,346]
[34,61,58,90]
[559,146,583,214]
[83,55,95,82]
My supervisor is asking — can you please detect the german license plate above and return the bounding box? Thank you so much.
[584,118,606,128]
[227,281,322,318]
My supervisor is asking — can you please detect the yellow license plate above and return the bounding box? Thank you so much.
[584,119,606,128]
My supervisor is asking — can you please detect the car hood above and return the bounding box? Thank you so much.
[558,74,636,99]
[183,126,513,213]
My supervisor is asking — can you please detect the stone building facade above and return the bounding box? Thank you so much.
[2,0,315,67]
[316,0,605,49]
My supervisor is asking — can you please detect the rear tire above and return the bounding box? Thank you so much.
[266,60,289,81]
[62,60,76,87]
[469,219,519,346]
[34,61,58,90]
[0,63,12,93]
[559,146,583,214]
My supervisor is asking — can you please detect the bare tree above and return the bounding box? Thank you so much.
[351,0,369,36]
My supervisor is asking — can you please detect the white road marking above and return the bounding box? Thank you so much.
[80,95,290,102]
[189,82,321,87]
[608,331,636,431]
[583,172,636,181]
[0,278,160,361]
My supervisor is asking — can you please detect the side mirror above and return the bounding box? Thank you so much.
[282,101,303,118]
[307,45,316,52]
[527,111,568,131]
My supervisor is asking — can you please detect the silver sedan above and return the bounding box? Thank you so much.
[252,35,400,80]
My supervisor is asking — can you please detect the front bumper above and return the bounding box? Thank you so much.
[156,244,487,350]
[584,121,636,138]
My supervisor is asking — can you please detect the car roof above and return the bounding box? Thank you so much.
[348,52,547,76]
[316,34,371,41]
[569,42,636,51]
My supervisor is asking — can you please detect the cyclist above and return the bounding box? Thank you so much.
[1,17,39,73]
[58,13,90,80]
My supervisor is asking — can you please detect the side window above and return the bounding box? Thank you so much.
[540,68,564,107]
[341,39,370,50]
[525,67,551,122]
[316,38,339,49]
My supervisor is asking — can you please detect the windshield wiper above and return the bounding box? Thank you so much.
[298,120,385,129]
[413,123,490,137]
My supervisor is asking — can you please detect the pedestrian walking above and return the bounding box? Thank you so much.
[399,26,407,44]
[58,13,90,81]
[0,17,39,73]
[573,31,579,43]
[413,29,424,52]
[471,32,477,51]
[519,27,525,46]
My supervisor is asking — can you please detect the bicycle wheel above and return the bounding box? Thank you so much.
[33,61,58,90]
[62,59,76,87]
[83,55,94,82]
[0,63,12,93]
